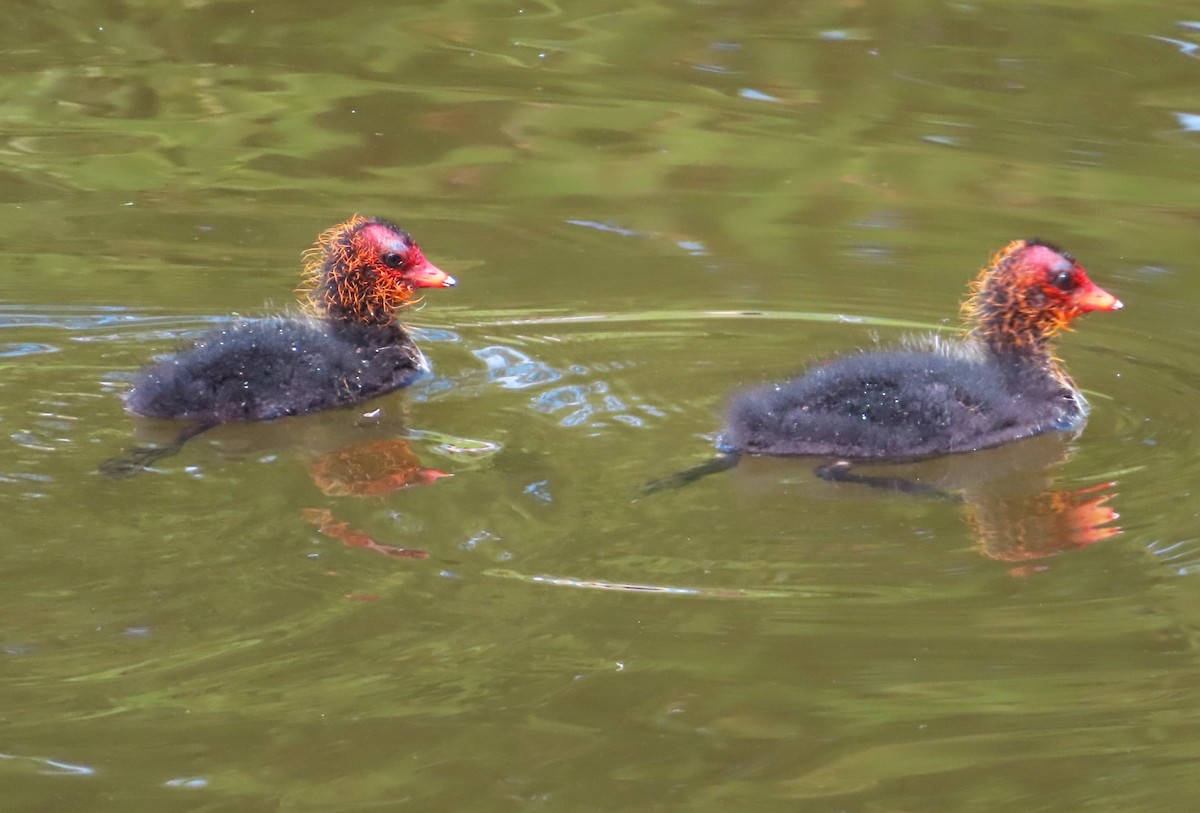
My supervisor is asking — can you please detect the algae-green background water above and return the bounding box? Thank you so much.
[2,2,1199,810]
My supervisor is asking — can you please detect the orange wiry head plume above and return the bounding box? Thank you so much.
[961,239,1120,356]
[298,214,369,311]
[296,215,454,326]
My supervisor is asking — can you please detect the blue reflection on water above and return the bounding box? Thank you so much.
[564,219,638,237]
[1147,539,1200,576]
[0,751,96,776]
[524,479,552,502]
[473,345,561,389]
[165,777,209,788]
[1175,111,1200,131]
[467,341,667,430]
[738,88,779,102]
[408,326,460,343]
[0,342,58,357]
[565,219,709,257]
[0,304,132,330]
[1149,34,1198,57]
[530,380,655,428]
[531,383,600,426]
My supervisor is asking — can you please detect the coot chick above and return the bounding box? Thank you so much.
[101,215,455,477]
[647,239,1121,492]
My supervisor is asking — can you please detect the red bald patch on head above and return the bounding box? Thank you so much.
[355,222,454,288]
[357,222,413,254]
[964,239,1121,355]
[1020,242,1072,271]
[1002,241,1122,313]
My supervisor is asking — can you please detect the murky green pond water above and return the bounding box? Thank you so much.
[3,1,1200,810]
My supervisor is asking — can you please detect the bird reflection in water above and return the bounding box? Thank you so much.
[811,432,1120,573]
[302,438,450,559]
[964,480,1118,575]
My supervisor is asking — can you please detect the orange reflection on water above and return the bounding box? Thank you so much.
[964,480,1120,572]
[303,438,451,559]
[308,438,451,497]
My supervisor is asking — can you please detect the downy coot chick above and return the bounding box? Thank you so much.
[647,239,1121,492]
[101,215,455,477]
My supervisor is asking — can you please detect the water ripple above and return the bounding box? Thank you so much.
[0,751,96,777]
[472,345,561,389]
[0,342,58,357]
[1149,34,1198,58]
[1175,111,1200,132]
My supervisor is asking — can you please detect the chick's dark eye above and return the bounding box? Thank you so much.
[1052,270,1076,291]
[382,252,405,269]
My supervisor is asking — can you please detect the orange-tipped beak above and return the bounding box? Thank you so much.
[1072,279,1122,312]
[404,257,457,289]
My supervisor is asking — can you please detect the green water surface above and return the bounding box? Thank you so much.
[2,1,1199,811]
